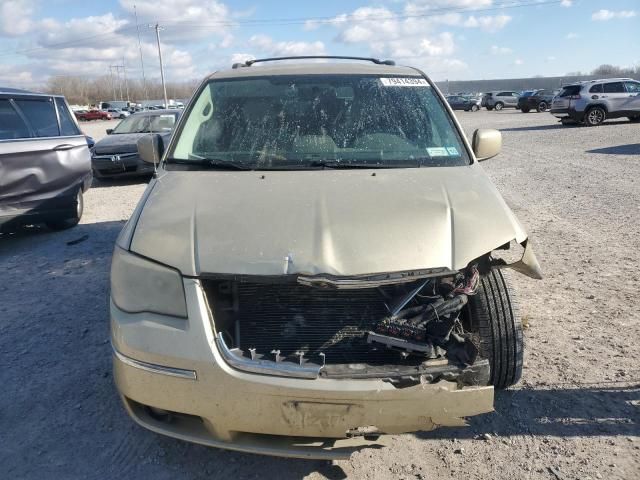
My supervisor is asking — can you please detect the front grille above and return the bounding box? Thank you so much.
[209,281,416,365]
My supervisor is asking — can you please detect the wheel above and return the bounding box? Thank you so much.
[471,104,479,112]
[486,106,494,111]
[494,102,504,111]
[537,102,548,112]
[467,269,523,389]
[521,107,530,113]
[46,189,83,230]
[585,106,606,126]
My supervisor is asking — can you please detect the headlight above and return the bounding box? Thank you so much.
[110,246,187,318]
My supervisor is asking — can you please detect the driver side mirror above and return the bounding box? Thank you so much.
[137,134,165,165]
[106,129,113,135]
[472,128,501,161]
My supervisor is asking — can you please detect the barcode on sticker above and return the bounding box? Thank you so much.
[380,77,429,87]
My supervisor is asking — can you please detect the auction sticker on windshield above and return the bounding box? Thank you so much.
[380,77,429,87]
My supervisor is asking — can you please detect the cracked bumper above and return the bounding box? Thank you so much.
[111,279,494,459]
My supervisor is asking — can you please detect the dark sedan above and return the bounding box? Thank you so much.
[91,110,179,179]
[446,95,480,112]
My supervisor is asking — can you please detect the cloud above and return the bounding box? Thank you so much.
[546,56,556,61]
[591,10,637,21]
[566,32,579,39]
[464,14,511,32]
[490,45,512,55]
[560,0,572,7]
[249,35,326,57]
[514,59,523,65]
[37,13,129,49]
[0,64,35,87]
[0,0,34,36]
[119,0,235,43]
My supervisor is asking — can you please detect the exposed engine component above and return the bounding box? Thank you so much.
[368,266,480,365]
[204,266,482,377]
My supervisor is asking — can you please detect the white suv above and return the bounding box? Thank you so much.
[551,78,640,126]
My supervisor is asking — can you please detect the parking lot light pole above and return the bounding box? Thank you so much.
[153,23,168,109]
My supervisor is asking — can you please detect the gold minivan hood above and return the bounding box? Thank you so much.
[130,164,527,277]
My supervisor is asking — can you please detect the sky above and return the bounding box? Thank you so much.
[0,0,638,88]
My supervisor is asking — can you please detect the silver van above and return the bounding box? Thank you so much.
[0,88,91,231]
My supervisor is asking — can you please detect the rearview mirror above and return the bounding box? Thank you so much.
[472,128,501,161]
[137,134,165,165]
[106,129,113,135]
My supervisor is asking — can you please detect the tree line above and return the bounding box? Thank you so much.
[45,75,200,106]
[566,64,640,78]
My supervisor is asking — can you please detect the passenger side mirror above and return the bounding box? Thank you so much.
[106,129,113,135]
[472,128,502,161]
[137,134,165,165]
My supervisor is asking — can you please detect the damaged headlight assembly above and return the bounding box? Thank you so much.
[110,246,187,318]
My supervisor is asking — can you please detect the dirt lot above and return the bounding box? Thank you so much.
[1,112,638,479]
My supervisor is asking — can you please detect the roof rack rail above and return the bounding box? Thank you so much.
[232,55,396,69]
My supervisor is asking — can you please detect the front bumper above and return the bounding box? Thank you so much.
[111,279,494,459]
[92,153,154,178]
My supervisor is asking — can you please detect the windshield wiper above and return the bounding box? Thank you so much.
[166,157,253,170]
[309,160,416,169]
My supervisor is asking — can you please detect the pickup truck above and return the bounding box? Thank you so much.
[75,110,112,121]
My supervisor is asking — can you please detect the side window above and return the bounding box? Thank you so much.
[497,92,508,97]
[14,98,59,137]
[602,82,625,93]
[589,84,603,93]
[55,98,80,136]
[624,81,640,93]
[0,99,30,140]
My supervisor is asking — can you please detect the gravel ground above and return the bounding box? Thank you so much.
[1,113,639,480]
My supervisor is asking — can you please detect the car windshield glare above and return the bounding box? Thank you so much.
[112,114,176,134]
[169,75,470,169]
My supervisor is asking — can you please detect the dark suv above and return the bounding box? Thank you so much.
[0,88,91,231]
[517,89,556,113]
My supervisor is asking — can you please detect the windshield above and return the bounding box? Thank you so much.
[521,91,535,97]
[112,113,177,134]
[168,75,470,169]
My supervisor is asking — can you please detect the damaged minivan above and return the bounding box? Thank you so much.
[110,57,542,459]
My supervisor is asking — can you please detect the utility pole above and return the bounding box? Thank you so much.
[109,66,117,100]
[134,4,148,101]
[123,56,130,103]
[110,64,123,100]
[152,23,168,108]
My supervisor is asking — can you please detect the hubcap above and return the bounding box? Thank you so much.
[588,109,604,124]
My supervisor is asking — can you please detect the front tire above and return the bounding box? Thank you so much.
[471,104,479,112]
[521,107,530,113]
[537,102,548,112]
[585,106,606,126]
[486,106,494,111]
[494,102,504,111]
[46,189,83,230]
[468,269,523,389]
